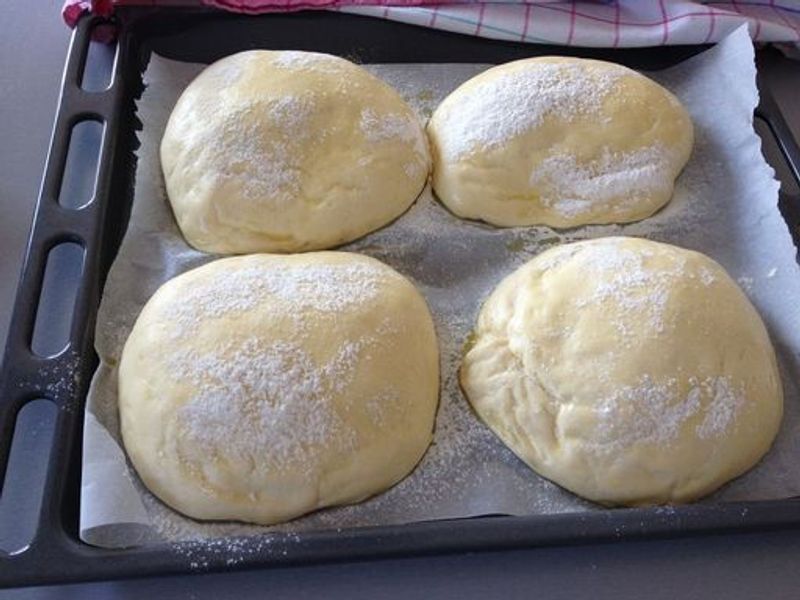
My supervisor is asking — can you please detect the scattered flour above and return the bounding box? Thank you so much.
[203,96,315,203]
[573,240,685,336]
[30,349,83,413]
[403,162,421,178]
[592,375,699,452]
[165,262,387,338]
[697,265,718,286]
[206,61,243,87]
[530,145,673,219]
[695,377,746,439]
[173,338,364,474]
[557,242,745,455]
[170,532,302,569]
[737,275,755,292]
[365,389,403,427]
[435,61,627,160]
[359,108,416,143]
[590,375,744,454]
[359,108,429,170]
[272,51,342,72]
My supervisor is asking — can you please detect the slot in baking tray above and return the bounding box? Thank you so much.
[1,8,799,588]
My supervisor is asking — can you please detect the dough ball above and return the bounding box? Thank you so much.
[161,51,430,254]
[119,252,439,524]
[461,237,782,505]
[428,57,693,228]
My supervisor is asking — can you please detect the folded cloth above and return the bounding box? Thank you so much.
[206,0,445,12]
[342,1,800,47]
[63,0,117,41]
[63,0,112,25]
[63,0,800,47]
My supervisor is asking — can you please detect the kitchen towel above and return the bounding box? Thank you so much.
[63,1,800,47]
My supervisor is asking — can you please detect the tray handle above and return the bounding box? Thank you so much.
[0,13,127,567]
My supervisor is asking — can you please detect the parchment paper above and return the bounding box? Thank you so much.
[80,25,800,550]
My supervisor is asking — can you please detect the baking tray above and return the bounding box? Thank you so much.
[1,8,800,588]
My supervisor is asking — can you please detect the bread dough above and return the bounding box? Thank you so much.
[461,237,782,505]
[119,252,439,524]
[161,51,430,254]
[428,57,693,228]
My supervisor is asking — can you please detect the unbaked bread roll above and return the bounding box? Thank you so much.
[428,57,693,227]
[119,252,439,524]
[461,237,782,505]
[161,51,430,254]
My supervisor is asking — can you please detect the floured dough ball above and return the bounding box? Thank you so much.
[461,237,782,505]
[119,252,439,524]
[161,51,430,254]
[428,57,693,227]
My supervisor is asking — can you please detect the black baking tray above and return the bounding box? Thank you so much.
[1,8,800,588]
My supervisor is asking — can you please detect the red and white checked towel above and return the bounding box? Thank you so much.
[64,0,800,47]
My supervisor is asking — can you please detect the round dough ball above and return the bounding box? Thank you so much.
[161,51,430,254]
[461,237,782,505]
[119,252,439,524]
[428,57,693,228]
